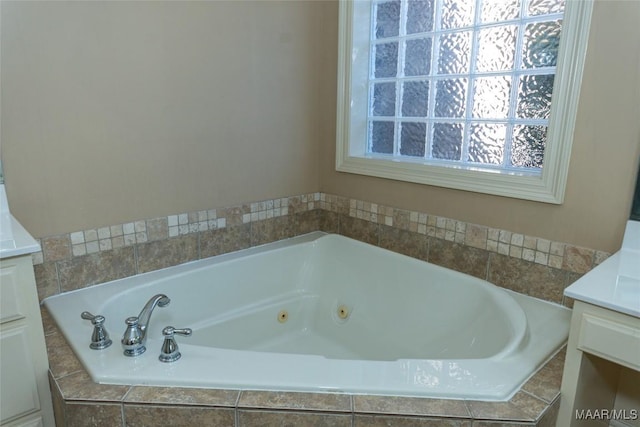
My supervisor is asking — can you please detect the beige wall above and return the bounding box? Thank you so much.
[2,0,639,253]
[1,1,323,236]
[320,0,640,253]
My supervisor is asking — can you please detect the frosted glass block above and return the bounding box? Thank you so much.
[522,20,562,69]
[407,0,435,34]
[472,76,511,119]
[511,125,546,168]
[476,25,517,72]
[437,32,471,75]
[468,123,506,165]
[480,0,520,23]
[441,0,475,29]
[375,42,399,78]
[404,38,432,77]
[400,122,427,157]
[371,121,395,154]
[375,1,401,39]
[528,0,565,16]
[432,122,463,160]
[402,81,429,117]
[435,78,467,118]
[516,74,555,119]
[373,82,397,116]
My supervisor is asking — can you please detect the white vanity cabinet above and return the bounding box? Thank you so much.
[0,253,54,427]
[557,221,640,426]
[0,199,54,427]
[558,301,640,426]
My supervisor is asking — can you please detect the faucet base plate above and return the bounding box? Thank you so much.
[123,346,146,357]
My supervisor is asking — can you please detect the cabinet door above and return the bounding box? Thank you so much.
[0,325,40,424]
[0,264,26,323]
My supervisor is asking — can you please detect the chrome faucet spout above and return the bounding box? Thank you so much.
[121,294,170,357]
[137,294,170,338]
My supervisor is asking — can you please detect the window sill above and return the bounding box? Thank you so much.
[336,153,565,204]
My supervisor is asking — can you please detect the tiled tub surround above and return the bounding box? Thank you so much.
[44,306,564,426]
[34,192,606,425]
[32,192,609,307]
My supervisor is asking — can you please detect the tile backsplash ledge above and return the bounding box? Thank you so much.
[31,192,609,306]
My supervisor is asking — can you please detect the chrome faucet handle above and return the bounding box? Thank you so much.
[159,326,192,363]
[81,311,112,350]
[121,316,145,357]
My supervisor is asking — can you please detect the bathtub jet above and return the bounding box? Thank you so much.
[44,232,570,401]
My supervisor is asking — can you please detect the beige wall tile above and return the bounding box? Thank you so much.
[379,226,428,261]
[41,235,72,262]
[339,215,379,245]
[239,391,351,412]
[124,404,234,427]
[354,395,470,418]
[57,371,129,402]
[200,224,251,259]
[136,235,198,274]
[238,409,351,427]
[355,415,471,427]
[428,238,489,279]
[125,386,238,407]
[45,332,84,379]
[65,402,123,427]
[57,247,136,292]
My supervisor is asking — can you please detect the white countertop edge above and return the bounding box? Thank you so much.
[564,238,640,319]
[0,214,41,259]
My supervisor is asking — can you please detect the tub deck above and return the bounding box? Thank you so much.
[43,305,565,426]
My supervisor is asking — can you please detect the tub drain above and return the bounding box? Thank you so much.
[337,305,349,320]
[277,310,288,323]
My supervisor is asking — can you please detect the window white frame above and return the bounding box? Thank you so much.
[336,0,593,204]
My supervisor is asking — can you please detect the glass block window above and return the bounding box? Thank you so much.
[367,0,565,172]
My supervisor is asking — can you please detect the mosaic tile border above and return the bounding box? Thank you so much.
[33,192,608,273]
[32,192,321,265]
[319,193,610,275]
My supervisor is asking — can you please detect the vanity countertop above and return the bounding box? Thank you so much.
[0,213,40,259]
[0,184,40,259]
[564,220,640,318]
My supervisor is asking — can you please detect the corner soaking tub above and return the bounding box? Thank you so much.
[43,232,570,401]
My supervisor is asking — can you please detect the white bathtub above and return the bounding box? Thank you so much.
[44,232,570,401]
